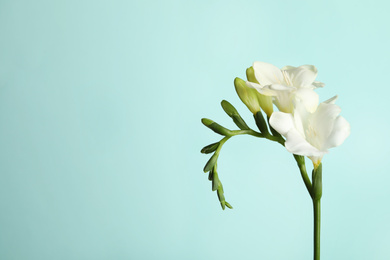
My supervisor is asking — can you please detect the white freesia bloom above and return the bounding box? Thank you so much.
[246,62,324,113]
[269,96,350,167]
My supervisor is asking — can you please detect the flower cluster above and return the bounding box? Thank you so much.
[200,61,349,259]
[200,61,350,210]
[238,61,350,167]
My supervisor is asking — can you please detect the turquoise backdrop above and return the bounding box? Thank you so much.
[0,0,389,259]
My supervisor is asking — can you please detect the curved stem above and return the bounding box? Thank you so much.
[230,129,264,138]
[313,199,321,260]
[215,136,231,155]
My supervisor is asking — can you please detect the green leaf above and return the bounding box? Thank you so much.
[201,142,220,154]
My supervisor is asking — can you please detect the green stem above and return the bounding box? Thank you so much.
[266,134,285,144]
[230,129,264,138]
[293,155,312,195]
[229,129,286,145]
[217,136,230,152]
[313,199,321,260]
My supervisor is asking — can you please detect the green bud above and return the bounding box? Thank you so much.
[225,201,233,209]
[217,188,226,210]
[212,168,221,191]
[208,170,214,181]
[234,77,261,114]
[201,142,220,154]
[312,163,322,201]
[203,152,219,172]
[232,115,249,130]
[212,178,219,191]
[201,118,214,126]
[246,66,258,83]
[221,100,238,117]
[201,118,232,136]
[245,67,274,117]
[221,100,249,130]
[269,125,283,138]
[254,111,270,135]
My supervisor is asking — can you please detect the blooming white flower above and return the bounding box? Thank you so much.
[246,62,324,113]
[269,96,350,167]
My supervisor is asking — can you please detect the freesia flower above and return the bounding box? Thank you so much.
[269,96,350,167]
[246,62,324,113]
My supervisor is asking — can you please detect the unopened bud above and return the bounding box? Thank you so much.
[245,67,274,117]
[201,118,232,136]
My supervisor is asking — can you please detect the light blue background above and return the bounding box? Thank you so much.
[0,0,388,259]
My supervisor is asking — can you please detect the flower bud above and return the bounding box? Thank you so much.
[312,163,322,201]
[245,67,274,117]
[201,142,220,154]
[221,100,250,130]
[201,118,232,136]
[225,201,233,209]
[254,111,270,135]
[234,77,261,114]
[217,188,226,210]
[203,152,218,172]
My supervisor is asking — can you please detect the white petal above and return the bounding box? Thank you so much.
[252,61,284,86]
[245,81,261,89]
[308,155,324,166]
[273,89,295,113]
[312,81,325,88]
[281,65,296,71]
[268,83,294,91]
[246,81,276,96]
[323,116,350,149]
[295,88,319,113]
[311,102,342,149]
[284,65,318,88]
[323,95,338,104]
[269,112,294,136]
[285,129,326,157]
[292,101,310,137]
